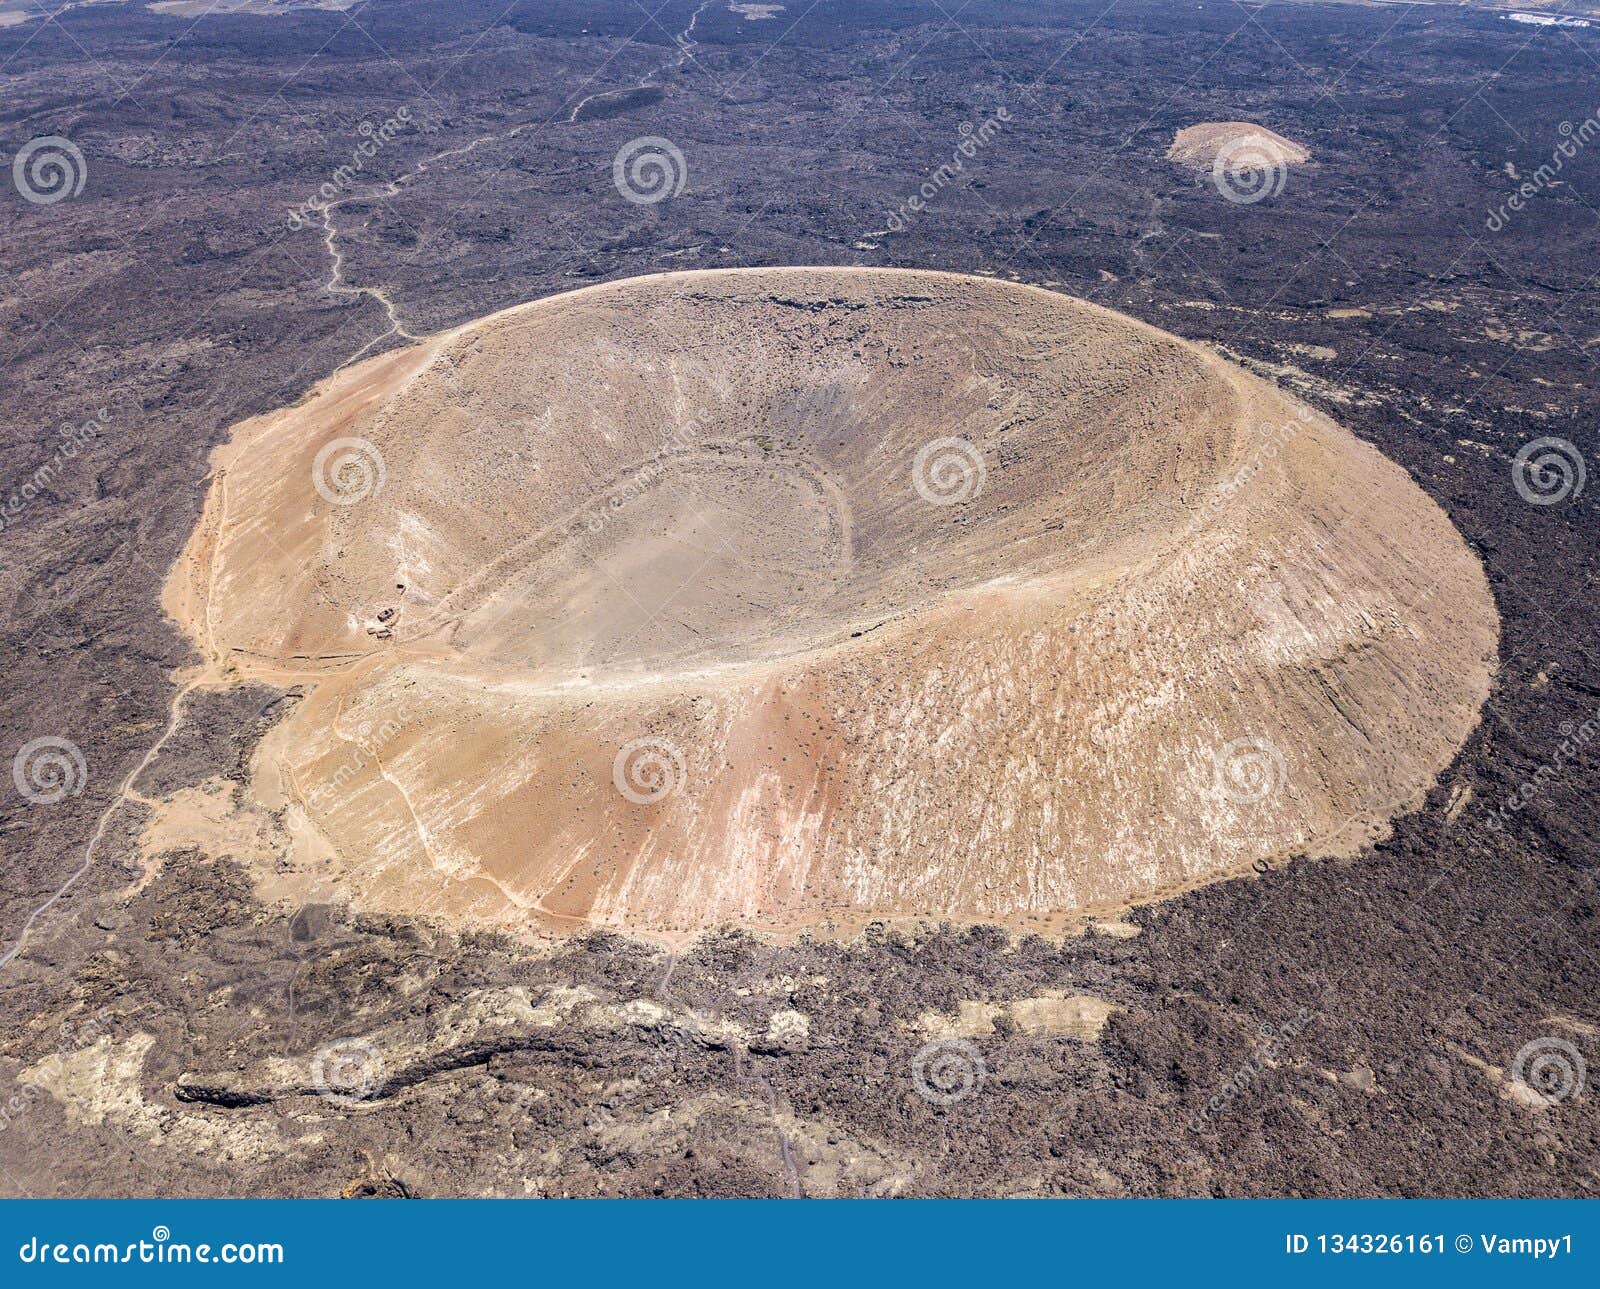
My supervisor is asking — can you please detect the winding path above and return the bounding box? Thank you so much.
[0,1,722,970]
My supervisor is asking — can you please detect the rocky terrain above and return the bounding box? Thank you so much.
[0,0,1596,1197]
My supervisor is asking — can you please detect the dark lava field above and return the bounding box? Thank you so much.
[0,0,1596,1197]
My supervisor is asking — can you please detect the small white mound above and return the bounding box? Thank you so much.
[1168,121,1311,169]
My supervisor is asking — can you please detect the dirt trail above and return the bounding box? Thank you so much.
[567,0,714,121]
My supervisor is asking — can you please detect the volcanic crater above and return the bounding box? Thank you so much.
[166,268,1498,941]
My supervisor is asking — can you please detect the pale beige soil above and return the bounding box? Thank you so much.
[161,267,1497,944]
[146,0,359,15]
[1168,122,1312,169]
[918,993,1118,1041]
